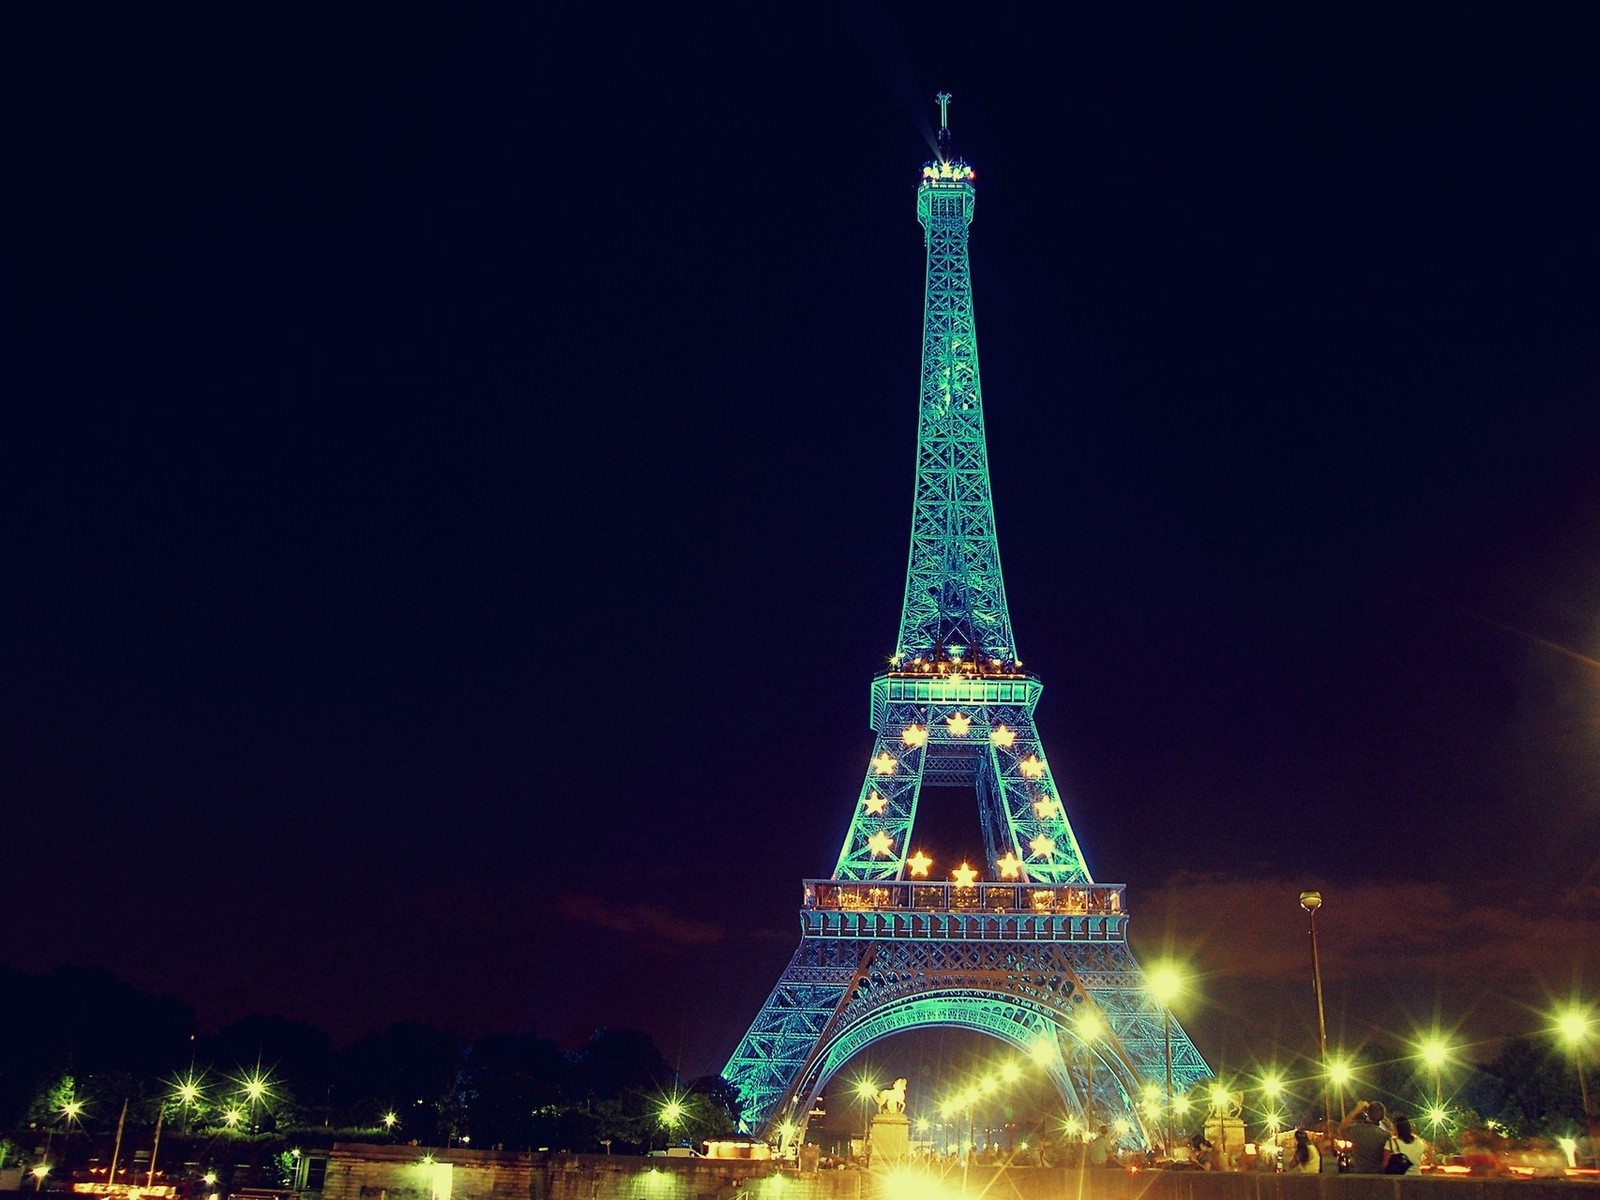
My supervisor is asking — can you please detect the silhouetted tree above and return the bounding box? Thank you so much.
[458,1033,565,1150]
[333,1024,462,1144]
[1465,1036,1584,1137]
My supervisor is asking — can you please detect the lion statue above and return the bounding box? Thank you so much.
[875,1078,907,1115]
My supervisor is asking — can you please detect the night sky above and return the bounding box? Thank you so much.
[7,6,1598,1092]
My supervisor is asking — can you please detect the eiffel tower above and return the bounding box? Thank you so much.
[722,96,1211,1147]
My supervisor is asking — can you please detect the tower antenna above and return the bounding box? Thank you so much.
[936,91,952,161]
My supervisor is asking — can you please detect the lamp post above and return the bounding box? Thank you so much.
[1419,1035,1450,1115]
[1299,891,1334,1164]
[1078,1010,1104,1128]
[854,1079,878,1163]
[1555,1007,1596,1170]
[657,1098,685,1155]
[1148,963,1183,1158]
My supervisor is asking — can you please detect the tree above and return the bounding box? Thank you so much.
[333,1024,462,1143]
[1466,1037,1583,1137]
[458,1033,566,1150]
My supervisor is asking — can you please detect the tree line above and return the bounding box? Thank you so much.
[0,965,740,1159]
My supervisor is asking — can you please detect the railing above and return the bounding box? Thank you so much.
[803,880,1123,915]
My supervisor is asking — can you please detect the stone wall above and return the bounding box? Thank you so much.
[321,1143,1587,1200]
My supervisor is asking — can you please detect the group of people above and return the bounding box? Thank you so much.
[1282,1100,1428,1174]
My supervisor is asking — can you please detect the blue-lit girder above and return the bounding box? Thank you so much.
[898,167,1013,665]
[722,142,1212,1142]
[722,884,1211,1144]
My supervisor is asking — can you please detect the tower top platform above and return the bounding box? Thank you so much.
[920,159,976,185]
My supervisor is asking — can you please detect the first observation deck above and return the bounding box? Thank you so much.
[800,879,1127,944]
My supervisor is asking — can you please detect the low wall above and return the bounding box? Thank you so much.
[322,1144,1590,1200]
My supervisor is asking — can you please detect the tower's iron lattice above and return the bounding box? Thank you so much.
[722,97,1211,1147]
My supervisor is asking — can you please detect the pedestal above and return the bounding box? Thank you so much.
[869,1113,910,1164]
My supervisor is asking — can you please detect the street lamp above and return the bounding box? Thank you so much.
[1418,1034,1451,1116]
[854,1078,878,1161]
[1299,891,1334,1163]
[1147,962,1184,1157]
[1554,1005,1596,1168]
[1077,1010,1105,1127]
[59,1098,84,1182]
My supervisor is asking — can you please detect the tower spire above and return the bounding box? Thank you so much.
[900,94,1010,669]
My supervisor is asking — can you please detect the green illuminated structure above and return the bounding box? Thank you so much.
[723,96,1211,1148]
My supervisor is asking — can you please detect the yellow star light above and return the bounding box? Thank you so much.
[946,712,972,736]
[1034,795,1063,820]
[1028,834,1057,858]
[951,862,979,886]
[864,791,888,815]
[989,725,1016,747]
[997,852,1022,879]
[902,725,928,747]
[908,850,933,877]
[1020,755,1045,779]
[868,831,894,856]
[872,751,897,775]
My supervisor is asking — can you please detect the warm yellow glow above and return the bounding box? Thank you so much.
[1062,1115,1083,1136]
[951,862,979,885]
[32,1166,50,1181]
[872,751,897,774]
[1555,1006,1594,1048]
[61,1099,85,1121]
[1027,834,1056,858]
[902,725,928,747]
[1419,1036,1451,1068]
[1019,755,1044,779]
[856,1079,879,1100]
[1328,1059,1353,1086]
[660,1099,684,1126]
[1173,1095,1192,1115]
[1028,1035,1055,1065]
[881,1167,940,1200]
[864,791,888,815]
[1143,1083,1162,1103]
[1000,1062,1021,1084]
[946,712,972,736]
[1147,962,1183,1005]
[1113,1118,1131,1136]
[868,831,894,856]
[908,850,933,876]
[997,852,1021,879]
[1259,1073,1283,1098]
[989,725,1016,747]
[1033,795,1062,820]
[383,1111,398,1129]
[1209,1084,1231,1109]
[1078,1011,1104,1041]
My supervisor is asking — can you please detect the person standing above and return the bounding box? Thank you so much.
[1085,1126,1112,1167]
[1338,1100,1391,1173]
[1384,1114,1428,1174]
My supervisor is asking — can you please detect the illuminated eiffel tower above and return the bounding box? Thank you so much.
[721,96,1211,1147]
